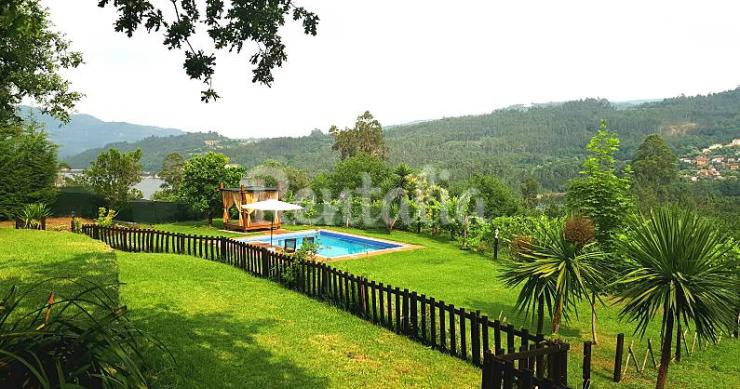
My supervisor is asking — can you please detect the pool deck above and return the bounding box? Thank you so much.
[242,228,421,262]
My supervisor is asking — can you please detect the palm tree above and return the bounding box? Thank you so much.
[615,208,736,389]
[501,218,604,334]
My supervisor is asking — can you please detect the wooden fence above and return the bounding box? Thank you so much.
[80,224,547,368]
[482,342,570,389]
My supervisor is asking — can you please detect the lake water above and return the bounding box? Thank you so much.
[134,176,164,200]
[62,172,163,200]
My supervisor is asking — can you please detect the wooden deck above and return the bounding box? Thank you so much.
[223,221,279,232]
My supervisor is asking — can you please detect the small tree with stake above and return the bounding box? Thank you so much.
[615,208,737,389]
[500,217,604,335]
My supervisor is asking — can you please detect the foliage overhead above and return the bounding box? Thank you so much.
[0,1,82,124]
[98,0,319,102]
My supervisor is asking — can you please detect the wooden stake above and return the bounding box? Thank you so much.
[647,338,657,369]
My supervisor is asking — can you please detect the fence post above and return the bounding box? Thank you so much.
[261,247,270,278]
[614,333,624,382]
[220,237,227,262]
[583,341,592,389]
[481,350,493,389]
[493,228,499,260]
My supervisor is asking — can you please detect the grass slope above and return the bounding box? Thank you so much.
[0,229,479,388]
[0,229,117,306]
[149,221,740,388]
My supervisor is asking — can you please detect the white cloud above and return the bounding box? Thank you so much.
[45,0,740,138]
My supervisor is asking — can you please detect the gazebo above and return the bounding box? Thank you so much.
[218,184,280,231]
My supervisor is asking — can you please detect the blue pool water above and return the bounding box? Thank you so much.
[239,230,402,258]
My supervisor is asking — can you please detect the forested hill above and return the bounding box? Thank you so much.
[19,106,184,157]
[66,88,740,189]
[385,89,740,188]
[65,130,336,174]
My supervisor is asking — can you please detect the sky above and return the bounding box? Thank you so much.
[44,0,740,139]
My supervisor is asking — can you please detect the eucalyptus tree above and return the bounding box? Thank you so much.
[615,208,737,389]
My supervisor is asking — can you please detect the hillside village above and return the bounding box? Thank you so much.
[680,138,740,181]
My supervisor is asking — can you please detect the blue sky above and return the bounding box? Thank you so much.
[46,0,740,138]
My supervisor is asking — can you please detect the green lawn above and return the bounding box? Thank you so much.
[150,221,740,388]
[0,229,479,388]
[318,226,740,389]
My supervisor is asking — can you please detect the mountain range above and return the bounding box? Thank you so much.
[19,106,184,157]
[62,88,740,190]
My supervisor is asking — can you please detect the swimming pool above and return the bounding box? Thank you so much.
[239,230,404,259]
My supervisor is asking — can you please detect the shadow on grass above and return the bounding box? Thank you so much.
[467,298,582,338]
[134,305,330,389]
[0,251,120,306]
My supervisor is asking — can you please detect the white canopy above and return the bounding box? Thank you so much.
[242,199,302,211]
[241,199,302,246]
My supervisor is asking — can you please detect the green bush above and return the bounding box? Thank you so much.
[96,207,118,227]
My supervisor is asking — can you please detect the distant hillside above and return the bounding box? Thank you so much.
[65,129,336,173]
[66,89,740,190]
[19,106,185,156]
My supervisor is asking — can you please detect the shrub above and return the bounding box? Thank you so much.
[96,207,117,227]
[19,203,52,229]
[0,281,164,388]
[564,216,595,247]
[275,241,320,288]
[71,215,82,232]
[456,216,492,252]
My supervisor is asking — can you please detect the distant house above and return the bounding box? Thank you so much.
[695,155,708,167]
[711,157,725,164]
[731,138,740,146]
[697,167,721,178]
[702,144,723,153]
[729,162,739,171]
[679,158,694,164]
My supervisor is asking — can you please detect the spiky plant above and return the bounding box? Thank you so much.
[615,208,737,389]
[500,218,604,335]
[0,279,166,388]
[19,203,52,229]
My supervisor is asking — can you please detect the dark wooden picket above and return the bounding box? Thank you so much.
[482,343,571,389]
